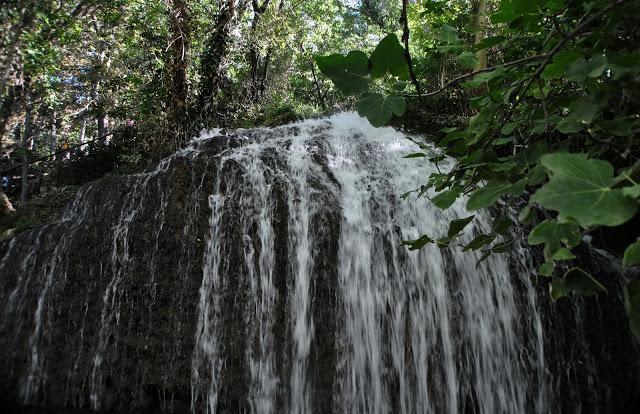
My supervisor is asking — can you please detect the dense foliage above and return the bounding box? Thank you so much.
[317,0,640,335]
[1,1,639,335]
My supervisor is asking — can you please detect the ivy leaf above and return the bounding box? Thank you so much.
[402,235,433,250]
[528,219,581,259]
[448,215,475,238]
[472,35,506,51]
[400,191,414,200]
[463,234,496,251]
[491,217,514,235]
[531,153,638,227]
[458,52,479,68]
[370,34,407,78]
[357,93,406,127]
[622,185,640,199]
[562,267,606,296]
[315,51,370,95]
[550,277,570,301]
[552,247,576,261]
[476,251,492,268]
[565,54,607,81]
[624,277,640,336]
[541,50,581,80]
[437,24,460,44]
[569,93,605,124]
[556,117,583,133]
[431,188,460,209]
[492,240,514,253]
[599,117,633,136]
[518,205,534,223]
[539,261,555,277]
[608,52,640,80]
[403,152,427,158]
[623,240,640,267]
[464,68,506,89]
[466,180,512,211]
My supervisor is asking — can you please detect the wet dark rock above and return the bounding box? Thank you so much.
[1,118,639,413]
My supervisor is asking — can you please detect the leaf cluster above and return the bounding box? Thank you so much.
[316,0,640,336]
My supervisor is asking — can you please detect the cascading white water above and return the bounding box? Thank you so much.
[1,112,590,413]
[188,113,547,413]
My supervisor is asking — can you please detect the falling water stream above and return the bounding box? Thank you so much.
[1,113,633,413]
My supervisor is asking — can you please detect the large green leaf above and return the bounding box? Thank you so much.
[550,268,606,301]
[357,93,406,127]
[315,51,370,95]
[402,235,433,251]
[565,55,607,82]
[370,34,407,78]
[448,215,475,238]
[466,180,512,211]
[563,268,607,296]
[463,234,496,251]
[541,50,582,80]
[437,24,460,44]
[528,219,581,258]
[608,52,640,80]
[624,240,640,267]
[531,153,638,227]
[624,277,640,336]
[457,52,479,68]
[569,93,605,124]
[431,188,460,209]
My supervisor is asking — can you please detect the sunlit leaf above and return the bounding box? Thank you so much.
[528,219,581,258]
[466,180,512,211]
[624,277,640,336]
[432,188,460,209]
[448,215,475,238]
[357,93,406,127]
[315,51,370,95]
[532,153,638,227]
[624,240,640,267]
[370,34,407,78]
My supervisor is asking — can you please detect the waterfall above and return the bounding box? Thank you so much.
[0,113,637,413]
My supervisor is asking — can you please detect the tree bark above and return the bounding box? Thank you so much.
[1,7,35,92]
[79,117,87,144]
[198,0,249,118]
[0,82,21,141]
[247,0,271,102]
[165,0,192,149]
[400,0,421,94]
[474,0,488,71]
[20,90,33,204]
[50,111,58,156]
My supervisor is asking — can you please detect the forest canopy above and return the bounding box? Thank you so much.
[1,1,639,334]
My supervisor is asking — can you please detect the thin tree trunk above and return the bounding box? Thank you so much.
[1,8,34,91]
[309,57,326,109]
[474,0,488,71]
[400,0,421,94]
[0,81,23,141]
[20,94,33,204]
[198,0,249,117]
[50,111,58,156]
[248,0,271,102]
[79,117,87,144]
[165,0,191,149]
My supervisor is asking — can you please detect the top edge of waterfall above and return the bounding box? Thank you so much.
[190,112,408,143]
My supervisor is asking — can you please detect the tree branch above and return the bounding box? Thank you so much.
[406,54,548,98]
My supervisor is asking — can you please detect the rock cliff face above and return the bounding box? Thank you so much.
[0,113,638,413]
